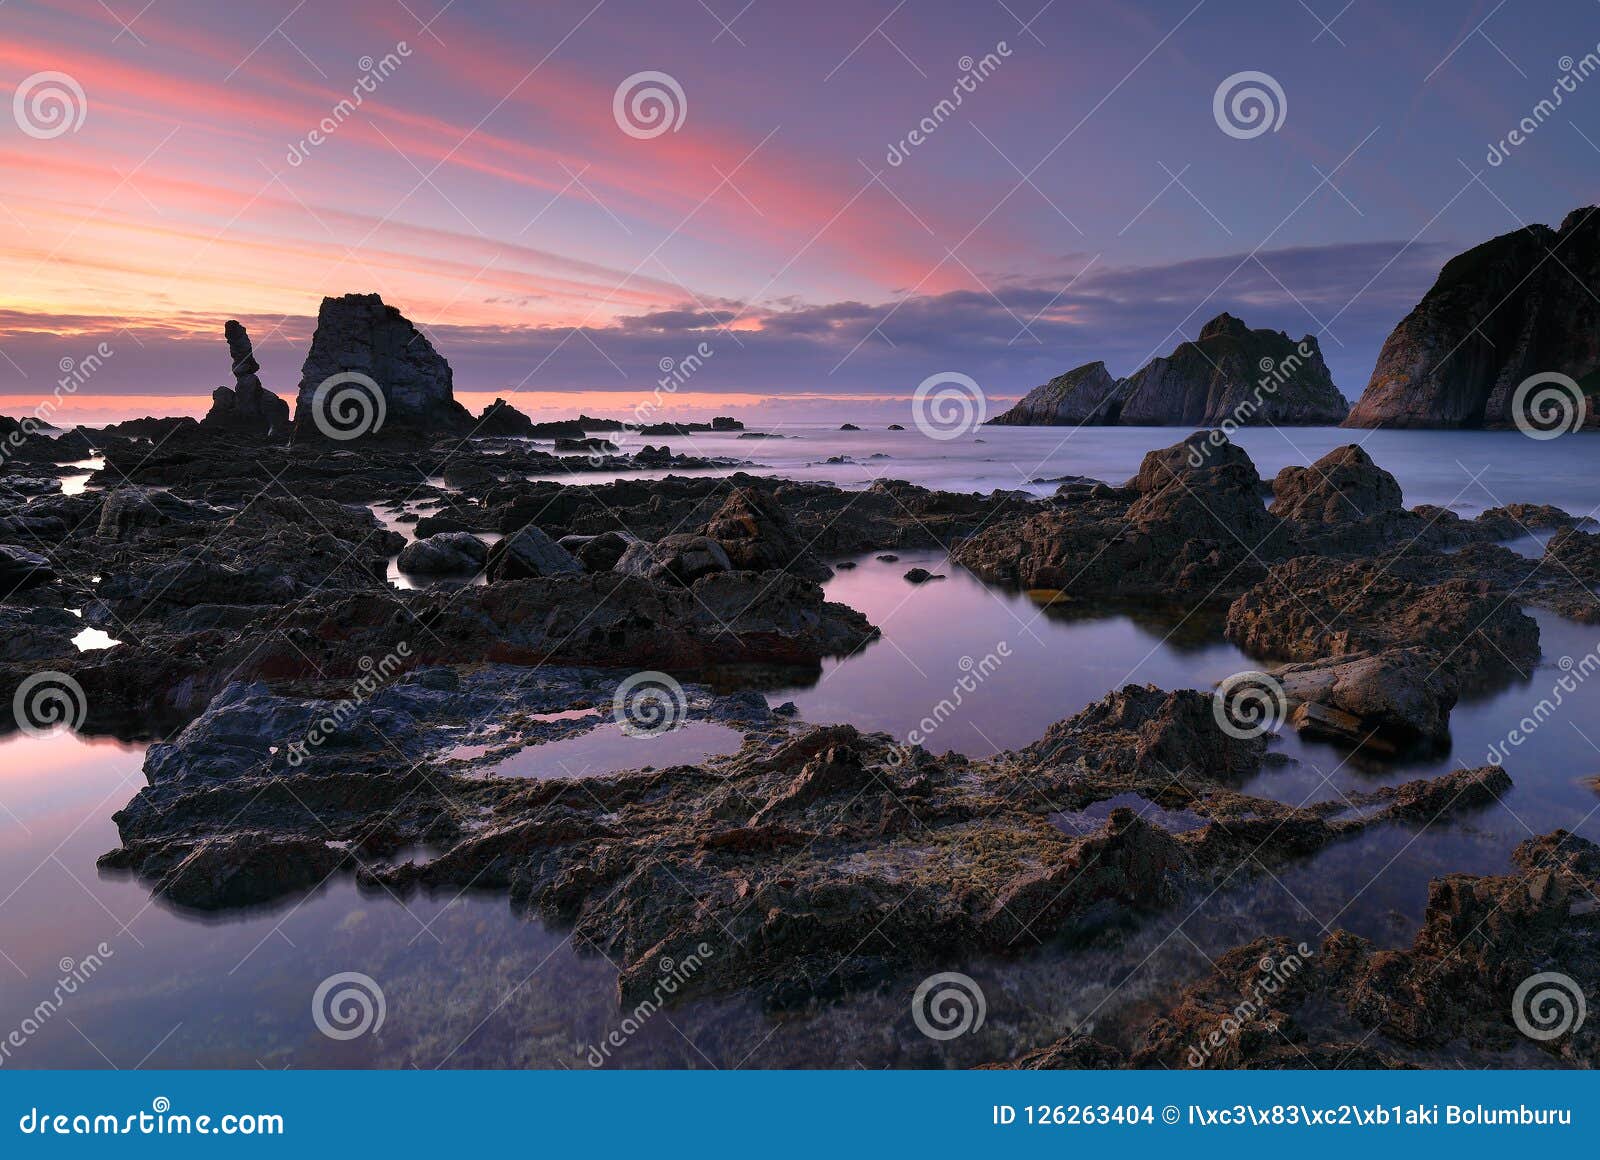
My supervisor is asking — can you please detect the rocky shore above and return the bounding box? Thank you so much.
[3,297,1594,1070]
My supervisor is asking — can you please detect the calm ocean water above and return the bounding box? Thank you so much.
[533,423,1600,520]
[4,425,1597,1067]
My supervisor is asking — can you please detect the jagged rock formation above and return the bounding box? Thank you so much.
[292,293,472,435]
[475,397,537,436]
[987,361,1122,425]
[201,321,290,437]
[989,314,1348,426]
[1346,207,1600,428]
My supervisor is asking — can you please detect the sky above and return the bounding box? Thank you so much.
[0,0,1597,421]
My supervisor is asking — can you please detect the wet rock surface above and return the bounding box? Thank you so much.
[1012,827,1597,1069]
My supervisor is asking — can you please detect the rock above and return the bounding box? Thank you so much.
[875,553,899,563]
[412,512,472,537]
[103,833,348,911]
[1225,556,1540,684]
[475,397,537,436]
[0,544,55,589]
[886,423,904,430]
[485,525,582,581]
[559,531,635,572]
[201,321,291,437]
[839,423,861,431]
[98,416,198,440]
[396,532,488,574]
[1126,429,1258,492]
[702,487,823,578]
[1544,526,1600,582]
[903,567,944,583]
[0,606,81,661]
[1382,764,1511,821]
[95,487,218,541]
[989,316,1348,426]
[1347,207,1600,428]
[1270,647,1458,748]
[615,534,731,585]
[293,293,472,434]
[555,437,617,453]
[957,433,1280,599]
[1270,444,1404,523]
[988,361,1123,425]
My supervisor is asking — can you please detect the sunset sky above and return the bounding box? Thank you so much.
[1,0,1596,420]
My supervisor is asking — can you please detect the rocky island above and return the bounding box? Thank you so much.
[988,313,1349,427]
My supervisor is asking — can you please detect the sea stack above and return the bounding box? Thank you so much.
[201,321,291,437]
[1345,206,1600,428]
[987,313,1348,427]
[292,293,472,436]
